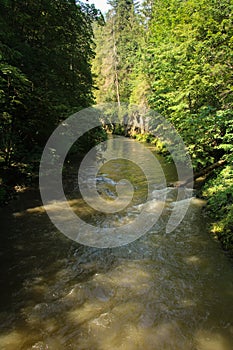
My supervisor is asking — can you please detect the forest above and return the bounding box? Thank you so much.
[0,0,233,251]
[0,0,104,171]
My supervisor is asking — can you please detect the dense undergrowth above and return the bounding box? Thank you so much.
[202,166,233,251]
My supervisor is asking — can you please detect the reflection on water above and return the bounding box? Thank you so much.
[0,138,233,349]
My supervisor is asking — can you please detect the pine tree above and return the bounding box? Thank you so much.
[92,0,140,104]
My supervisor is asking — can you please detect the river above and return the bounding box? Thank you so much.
[0,137,233,350]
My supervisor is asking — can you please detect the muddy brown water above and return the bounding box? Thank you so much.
[0,138,233,349]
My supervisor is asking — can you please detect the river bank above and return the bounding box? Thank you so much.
[130,133,233,254]
[1,130,232,255]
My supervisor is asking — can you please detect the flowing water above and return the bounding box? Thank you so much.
[0,138,233,350]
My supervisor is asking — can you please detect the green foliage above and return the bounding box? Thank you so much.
[92,21,117,103]
[146,0,233,171]
[134,133,153,142]
[92,0,233,251]
[0,62,31,165]
[133,133,162,147]
[202,166,233,250]
[0,0,102,169]
[92,0,143,104]
[70,126,108,155]
[142,1,233,251]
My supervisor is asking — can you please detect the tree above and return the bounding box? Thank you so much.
[92,0,141,104]
[0,0,101,167]
[146,0,233,169]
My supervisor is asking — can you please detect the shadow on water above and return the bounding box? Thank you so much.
[0,188,233,349]
[0,138,233,349]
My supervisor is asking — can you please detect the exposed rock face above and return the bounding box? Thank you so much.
[102,106,151,136]
[122,109,150,136]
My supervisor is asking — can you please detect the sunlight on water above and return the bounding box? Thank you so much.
[0,139,232,349]
[195,330,233,350]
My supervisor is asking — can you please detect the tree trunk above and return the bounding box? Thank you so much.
[175,159,227,187]
[112,18,121,107]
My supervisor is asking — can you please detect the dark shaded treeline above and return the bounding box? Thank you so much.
[0,0,105,200]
